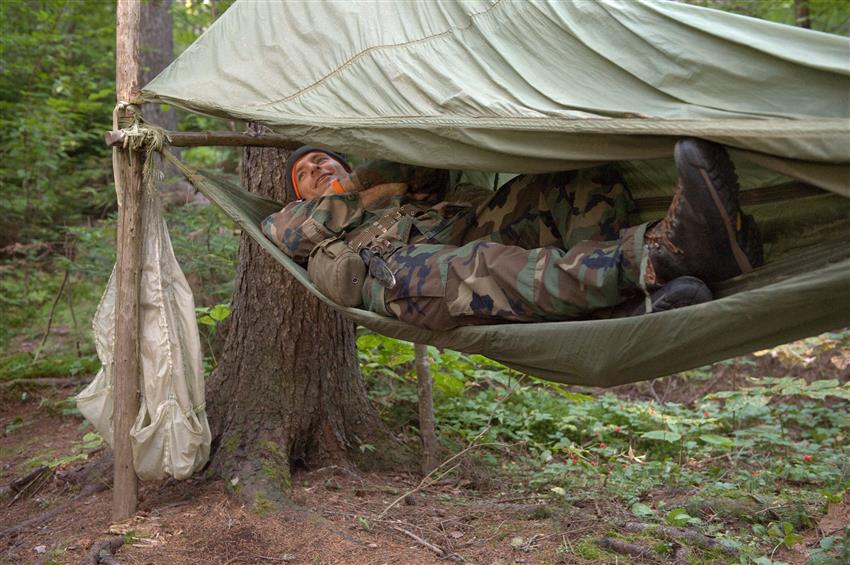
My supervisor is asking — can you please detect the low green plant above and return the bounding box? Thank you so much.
[355,333,850,559]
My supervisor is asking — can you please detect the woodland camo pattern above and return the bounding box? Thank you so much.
[263,162,650,329]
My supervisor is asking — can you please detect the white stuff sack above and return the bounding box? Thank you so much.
[77,189,211,480]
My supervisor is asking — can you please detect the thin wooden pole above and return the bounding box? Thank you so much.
[415,344,439,474]
[105,129,302,149]
[112,0,145,522]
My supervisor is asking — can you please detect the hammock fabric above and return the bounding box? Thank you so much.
[164,153,850,386]
[138,0,850,385]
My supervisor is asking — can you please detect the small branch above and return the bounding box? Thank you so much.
[597,537,661,560]
[376,375,526,519]
[392,525,446,557]
[32,268,70,364]
[87,536,125,565]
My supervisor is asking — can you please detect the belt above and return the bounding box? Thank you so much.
[346,204,419,289]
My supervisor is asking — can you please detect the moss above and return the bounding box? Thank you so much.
[257,440,291,491]
[526,505,553,520]
[0,352,99,381]
[251,491,274,516]
[221,432,240,456]
[686,547,730,565]
[574,538,603,560]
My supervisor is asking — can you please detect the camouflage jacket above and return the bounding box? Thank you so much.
[262,160,492,262]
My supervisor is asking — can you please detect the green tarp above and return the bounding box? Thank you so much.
[143,0,850,194]
[141,0,850,384]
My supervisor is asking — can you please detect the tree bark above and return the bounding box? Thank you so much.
[205,125,394,510]
[139,0,176,131]
[113,0,145,521]
[794,0,811,29]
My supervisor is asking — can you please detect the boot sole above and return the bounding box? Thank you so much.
[674,139,760,279]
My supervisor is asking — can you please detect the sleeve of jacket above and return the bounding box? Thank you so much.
[261,193,367,263]
[350,160,449,196]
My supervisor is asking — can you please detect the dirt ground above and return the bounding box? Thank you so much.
[1,355,848,565]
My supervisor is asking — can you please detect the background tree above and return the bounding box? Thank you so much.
[140,0,176,131]
[204,127,395,508]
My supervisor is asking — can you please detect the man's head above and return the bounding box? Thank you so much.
[284,146,351,200]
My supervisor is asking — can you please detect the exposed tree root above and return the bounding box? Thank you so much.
[0,481,108,541]
[624,521,738,555]
[597,537,661,560]
[674,544,689,565]
[0,465,51,503]
[87,535,125,565]
[0,455,112,541]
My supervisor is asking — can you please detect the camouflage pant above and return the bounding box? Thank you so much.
[363,166,650,330]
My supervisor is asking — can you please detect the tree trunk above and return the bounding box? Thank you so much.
[139,0,176,131]
[794,0,811,29]
[205,126,394,510]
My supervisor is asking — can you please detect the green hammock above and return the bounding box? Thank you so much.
[165,153,850,387]
[140,0,850,385]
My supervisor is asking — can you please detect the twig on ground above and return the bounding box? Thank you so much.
[304,464,365,487]
[87,536,125,565]
[376,376,526,519]
[1,377,87,389]
[392,525,446,557]
[597,537,661,561]
[623,522,738,555]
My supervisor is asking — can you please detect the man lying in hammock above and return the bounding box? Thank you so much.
[262,139,763,330]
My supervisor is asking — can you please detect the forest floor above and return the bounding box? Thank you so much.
[1,338,848,565]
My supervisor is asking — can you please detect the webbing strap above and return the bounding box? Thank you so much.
[347,204,419,252]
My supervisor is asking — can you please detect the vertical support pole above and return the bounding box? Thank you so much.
[112,0,144,522]
[415,344,439,474]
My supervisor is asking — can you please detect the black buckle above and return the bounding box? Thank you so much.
[359,248,396,289]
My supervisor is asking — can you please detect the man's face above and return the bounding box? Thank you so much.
[293,151,348,199]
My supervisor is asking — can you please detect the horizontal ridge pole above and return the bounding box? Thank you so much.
[105,129,302,149]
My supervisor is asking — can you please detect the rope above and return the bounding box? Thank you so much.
[115,111,172,196]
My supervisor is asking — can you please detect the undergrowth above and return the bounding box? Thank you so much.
[357,331,850,564]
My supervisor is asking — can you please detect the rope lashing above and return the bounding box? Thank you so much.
[112,109,173,196]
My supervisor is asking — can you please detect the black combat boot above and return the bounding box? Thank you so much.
[645,139,764,285]
[606,276,712,318]
[629,276,712,316]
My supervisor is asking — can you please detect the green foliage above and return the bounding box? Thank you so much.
[24,430,103,470]
[0,351,99,381]
[356,333,850,559]
[688,0,850,35]
[0,0,116,246]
